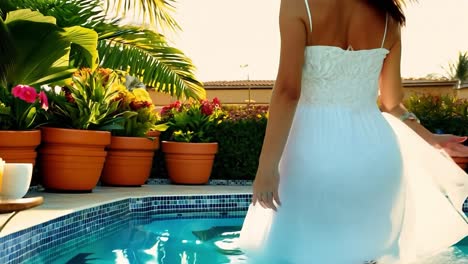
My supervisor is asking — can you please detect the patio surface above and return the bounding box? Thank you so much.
[0,185,252,238]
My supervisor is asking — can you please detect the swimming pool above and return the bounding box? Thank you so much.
[1,193,467,264]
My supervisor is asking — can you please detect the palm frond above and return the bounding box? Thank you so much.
[0,0,116,29]
[445,52,468,83]
[0,0,108,28]
[98,35,204,99]
[104,0,180,32]
[94,25,203,99]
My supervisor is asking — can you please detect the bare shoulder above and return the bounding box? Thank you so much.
[280,0,306,16]
[280,0,311,31]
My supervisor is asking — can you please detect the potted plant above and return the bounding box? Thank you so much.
[38,68,124,192]
[0,84,49,165]
[100,85,161,186]
[156,98,226,184]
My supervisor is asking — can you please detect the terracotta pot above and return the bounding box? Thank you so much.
[161,141,218,184]
[146,130,161,138]
[453,157,468,170]
[39,127,111,192]
[0,130,41,165]
[101,136,160,186]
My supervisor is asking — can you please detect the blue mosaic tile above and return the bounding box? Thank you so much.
[144,178,253,186]
[128,194,251,218]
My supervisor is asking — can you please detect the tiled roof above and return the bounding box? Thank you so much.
[403,79,458,87]
[203,80,274,88]
[203,79,460,88]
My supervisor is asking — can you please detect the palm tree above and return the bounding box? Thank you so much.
[446,51,468,89]
[0,0,205,99]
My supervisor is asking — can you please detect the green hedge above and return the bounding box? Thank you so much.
[211,105,267,179]
[150,105,268,180]
[405,94,468,136]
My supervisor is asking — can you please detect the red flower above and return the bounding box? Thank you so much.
[38,91,49,110]
[11,85,38,103]
[212,97,221,107]
[170,101,182,110]
[160,106,171,116]
[201,102,214,115]
[161,101,182,115]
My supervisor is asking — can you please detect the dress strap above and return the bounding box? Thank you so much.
[304,0,312,32]
[381,13,389,48]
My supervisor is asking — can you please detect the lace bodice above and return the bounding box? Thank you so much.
[300,46,389,108]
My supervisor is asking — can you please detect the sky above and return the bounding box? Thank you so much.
[162,0,468,81]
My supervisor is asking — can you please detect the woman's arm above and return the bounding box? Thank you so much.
[379,25,468,156]
[252,0,307,210]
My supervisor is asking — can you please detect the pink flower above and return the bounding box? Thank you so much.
[12,85,38,103]
[38,91,49,110]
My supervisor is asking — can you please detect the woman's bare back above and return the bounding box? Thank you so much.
[302,0,394,50]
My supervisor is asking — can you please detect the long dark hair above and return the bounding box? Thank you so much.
[367,0,410,25]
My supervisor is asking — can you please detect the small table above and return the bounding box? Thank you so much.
[0,197,44,232]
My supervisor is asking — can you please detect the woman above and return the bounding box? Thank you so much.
[239,0,468,263]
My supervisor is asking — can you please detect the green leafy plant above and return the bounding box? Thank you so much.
[0,84,49,129]
[0,9,98,88]
[110,87,160,137]
[157,98,226,143]
[44,68,125,130]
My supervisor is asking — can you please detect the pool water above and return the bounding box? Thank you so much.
[31,217,468,264]
[48,217,247,264]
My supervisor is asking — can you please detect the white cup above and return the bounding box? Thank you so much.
[0,163,33,200]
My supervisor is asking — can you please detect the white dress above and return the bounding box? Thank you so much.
[238,2,468,264]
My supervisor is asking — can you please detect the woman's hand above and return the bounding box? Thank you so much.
[252,168,282,211]
[432,134,468,157]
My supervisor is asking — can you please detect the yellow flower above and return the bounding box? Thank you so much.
[132,88,153,103]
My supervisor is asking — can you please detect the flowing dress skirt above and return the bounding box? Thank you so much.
[239,105,468,264]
